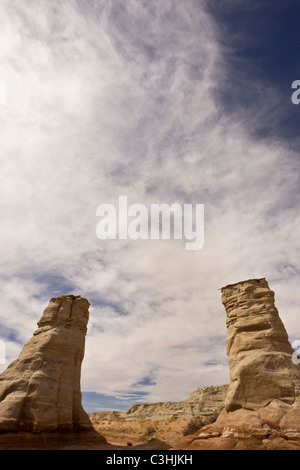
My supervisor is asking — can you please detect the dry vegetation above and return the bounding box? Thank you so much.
[89,413,193,447]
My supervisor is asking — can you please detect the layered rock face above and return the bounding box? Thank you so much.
[223,278,300,411]
[174,279,300,450]
[90,385,228,423]
[124,385,228,422]
[0,295,93,433]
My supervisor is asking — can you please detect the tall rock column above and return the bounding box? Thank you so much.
[221,278,300,411]
[0,295,92,432]
[173,278,300,449]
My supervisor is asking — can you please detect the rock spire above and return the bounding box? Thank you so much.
[174,278,300,450]
[0,295,92,432]
[222,278,300,411]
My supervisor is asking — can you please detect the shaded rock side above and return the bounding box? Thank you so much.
[0,295,93,432]
[90,384,228,422]
[173,278,300,450]
[222,278,300,411]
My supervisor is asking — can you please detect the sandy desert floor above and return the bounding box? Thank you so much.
[90,413,191,447]
[0,416,193,450]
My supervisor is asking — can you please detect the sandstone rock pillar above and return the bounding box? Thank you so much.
[221,278,300,411]
[173,278,300,449]
[0,295,92,432]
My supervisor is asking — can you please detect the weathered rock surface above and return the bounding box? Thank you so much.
[90,384,228,423]
[0,295,93,433]
[2,279,300,450]
[173,279,300,450]
[224,278,300,411]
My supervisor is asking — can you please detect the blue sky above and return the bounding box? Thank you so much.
[206,0,300,143]
[0,0,299,413]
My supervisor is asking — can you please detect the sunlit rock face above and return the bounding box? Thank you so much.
[173,279,300,450]
[221,278,300,412]
[0,295,92,432]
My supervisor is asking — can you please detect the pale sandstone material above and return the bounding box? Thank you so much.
[173,279,300,450]
[90,384,228,422]
[0,295,92,432]
[222,278,300,411]
[124,384,228,422]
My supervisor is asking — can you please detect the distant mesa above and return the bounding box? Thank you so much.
[89,384,228,423]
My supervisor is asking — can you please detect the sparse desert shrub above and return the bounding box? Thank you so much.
[139,419,149,426]
[145,425,156,436]
[182,417,206,436]
[141,425,157,442]
[127,442,133,446]
[168,415,178,422]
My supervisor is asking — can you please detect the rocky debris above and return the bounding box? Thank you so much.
[0,295,94,433]
[90,385,228,423]
[173,279,300,450]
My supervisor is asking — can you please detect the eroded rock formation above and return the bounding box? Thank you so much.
[224,278,300,411]
[174,279,300,450]
[90,384,229,423]
[0,295,93,433]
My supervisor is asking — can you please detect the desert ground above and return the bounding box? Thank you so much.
[89,412,193,448]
